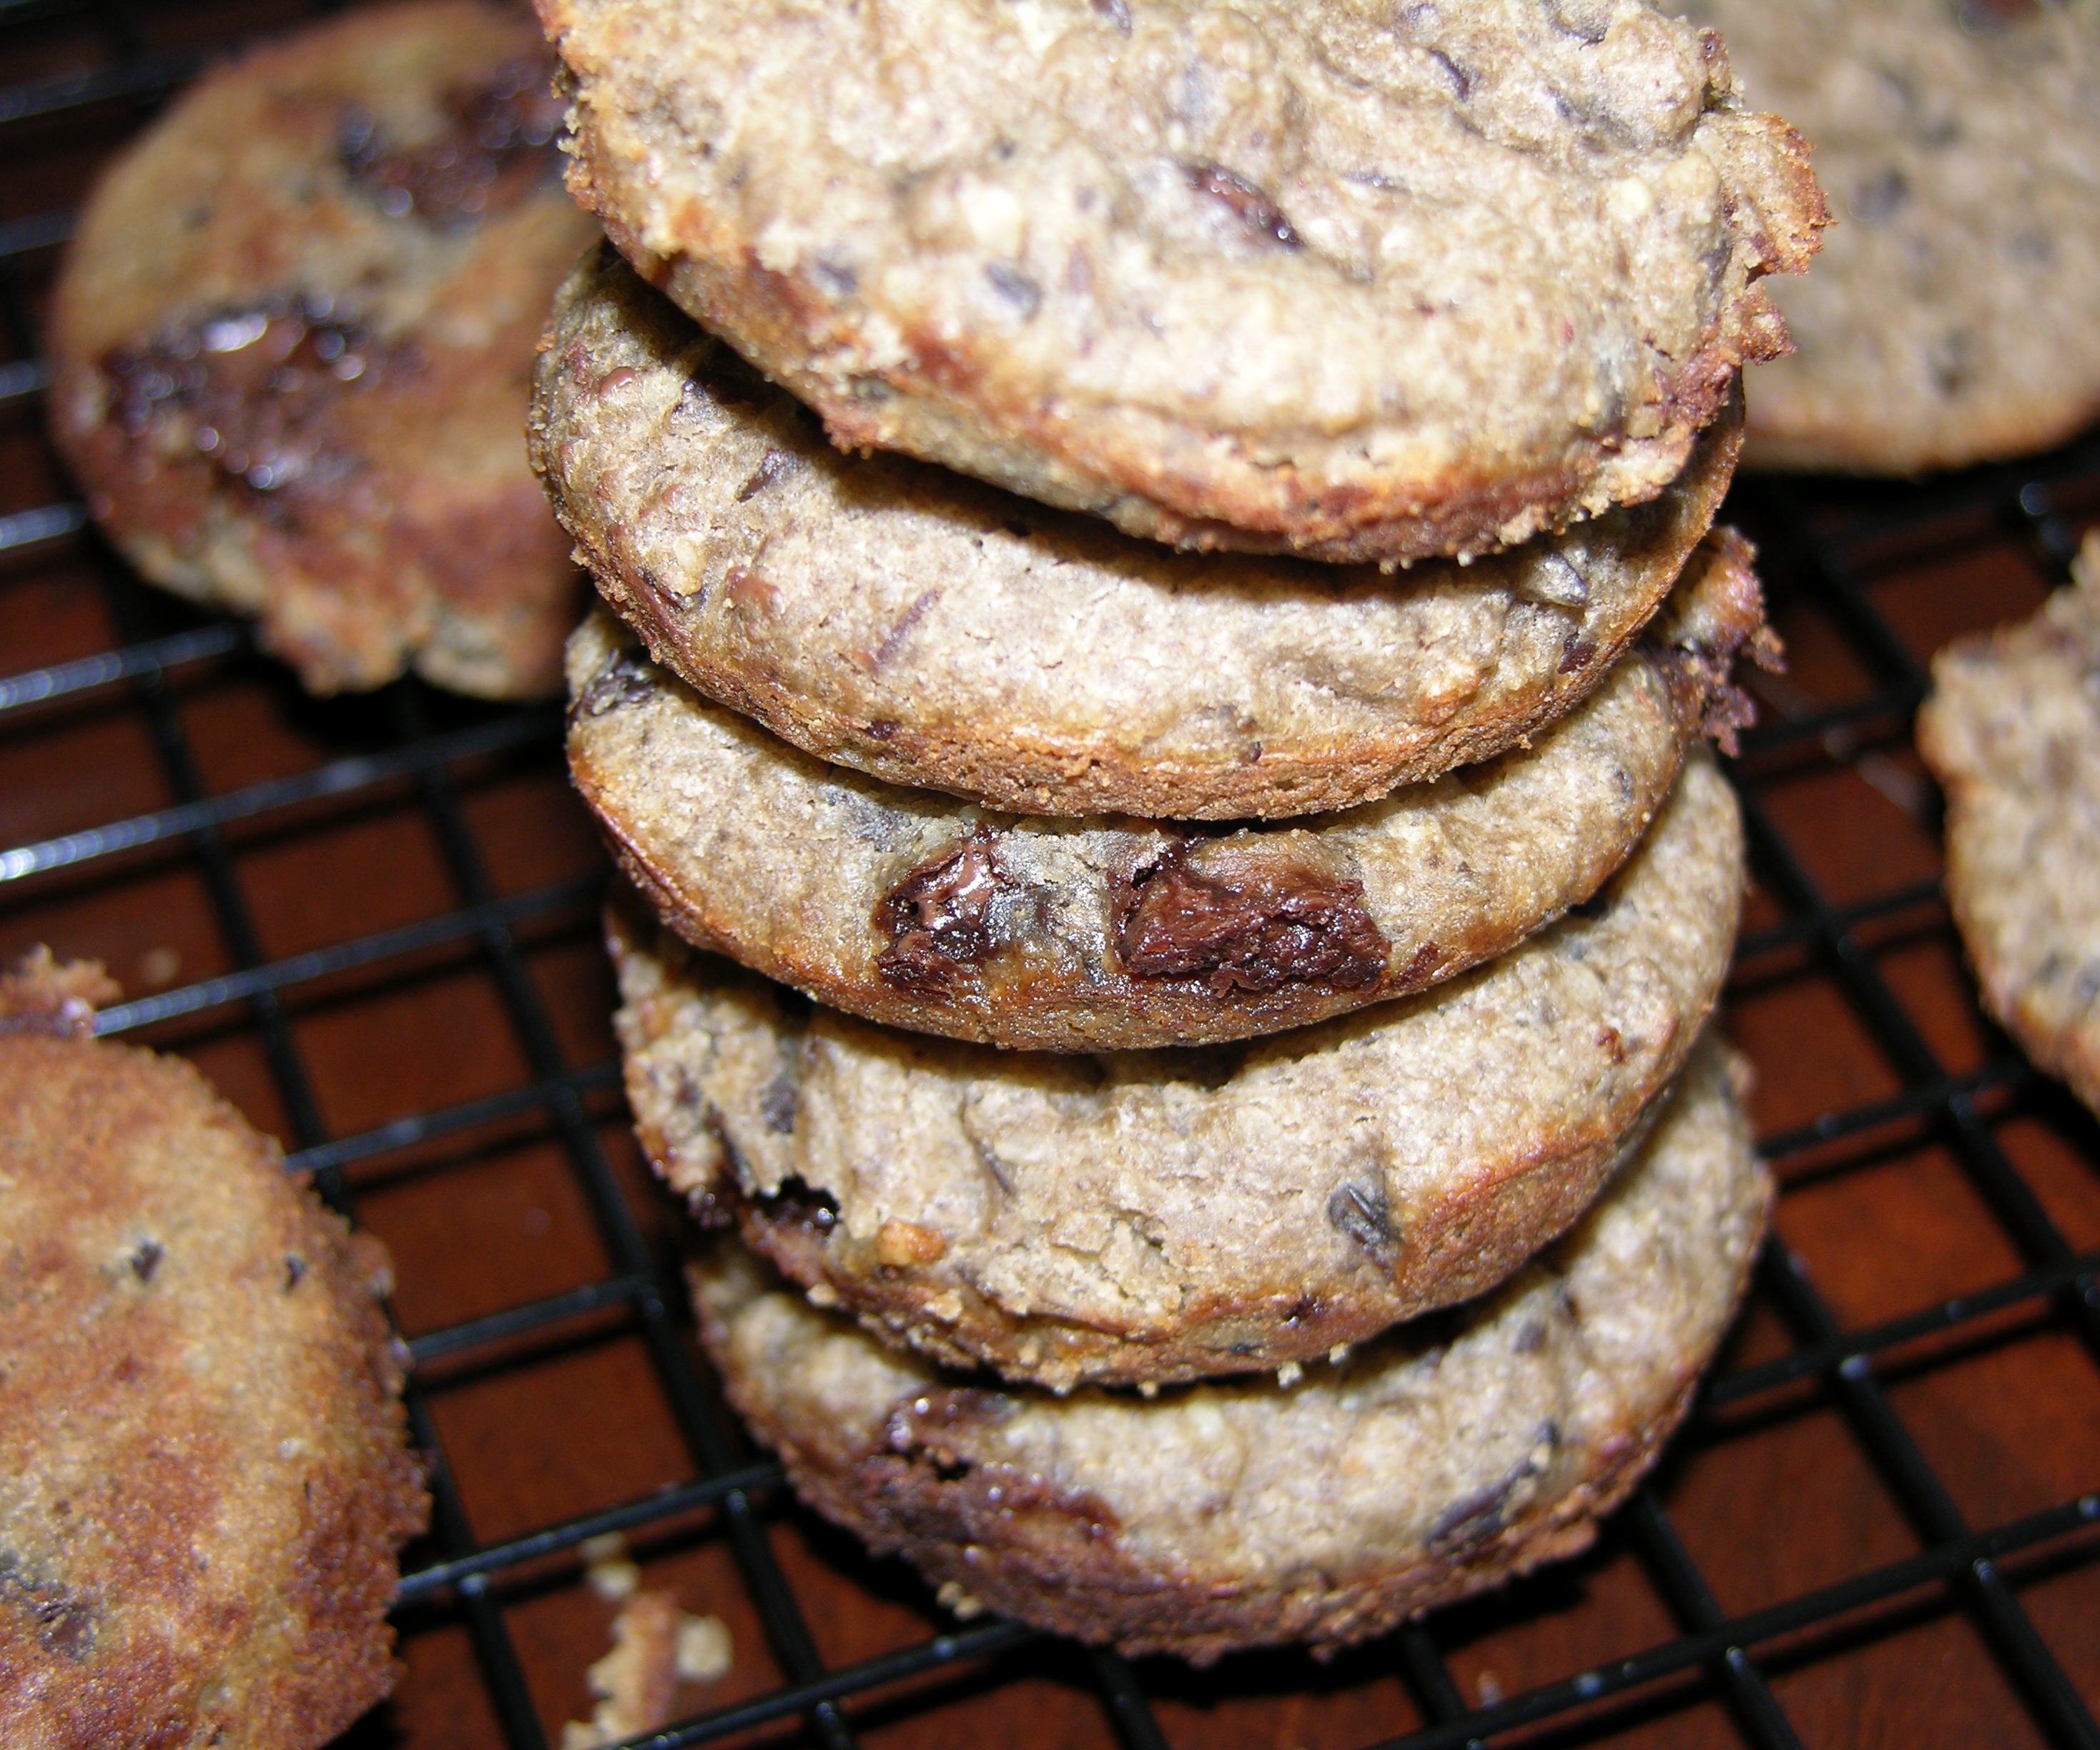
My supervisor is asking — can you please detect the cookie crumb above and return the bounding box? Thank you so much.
[561,1590,732,1749]
[581,1531,640,1601]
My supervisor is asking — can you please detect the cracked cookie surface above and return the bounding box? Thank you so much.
[533,247,1744,819]
[1687,0,2100,473]
[1918,533,2100,1116]
[690,1034,1768,1662]
[613,753,1742,1390]
[49,0,597,696]
[541,0,1820,563]
[570,532,1773,1050]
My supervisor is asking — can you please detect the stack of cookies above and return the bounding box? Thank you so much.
[528,0,1826,1659]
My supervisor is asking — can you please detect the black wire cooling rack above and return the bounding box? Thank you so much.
[4,5,2100,1747]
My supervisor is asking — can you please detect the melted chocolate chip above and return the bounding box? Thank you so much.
[758,1071,799,1135]
[1182,162,1301,249]
[874,831,1005,994]
[128,1240,162,1284]
[338,54,563,224]
[984,261,1042,316]
[1113,838,1389,994]
[1090,0,1133,32]
[104,295,405,504]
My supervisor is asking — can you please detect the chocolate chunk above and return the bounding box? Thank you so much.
[874,830,1005,994]
[0,1552,96,1660]
[337,54,563,224]
[128,1240,162,1284]
[1425,1423,1560,1553]
[574,648,657,718]
[1113,836,1389,994]
[1182,162,1301,249]
[1327,1177,1399,1267]
[103,295,408,506]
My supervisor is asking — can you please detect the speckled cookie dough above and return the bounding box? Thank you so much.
[570,531,1774,1050]
[49,1,598,696]
[690,1033,1768,1663]
[613,753,1743,1391]
[1917,532,2100,1115]
[0,951,428,1750]
[541,0,1822,563]
[1686,0,2100,473]
[533,247,1746,821]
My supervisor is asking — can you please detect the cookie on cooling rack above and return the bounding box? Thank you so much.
[533,248,1745,821]
[691,1034,1769,1663]
[48,0,598,698]
[614,753,1743,1392]
[541,0,1822,565]
[1684,0,2100,473]
[571,532,1775,1051]
[1917,532,2100,1116]
[0,950,428,1750]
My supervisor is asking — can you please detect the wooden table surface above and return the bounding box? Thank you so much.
[4,6,2099,1747]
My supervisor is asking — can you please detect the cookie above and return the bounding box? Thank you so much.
[533,247,1745,821]
[1916,532,2100,1115]
[1684,0,2100,473]
[691,1032,1768,1663]
[48,1,599,697]
[540,0,1822,565]
[613,751,1742,1391]
[0,951,428,1750]
[571,531,1773,1051]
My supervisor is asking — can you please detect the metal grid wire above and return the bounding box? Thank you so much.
[3,5,2098,1746]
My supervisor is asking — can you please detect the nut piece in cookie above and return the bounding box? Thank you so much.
[48,0,598,697]
[689,1035,1770,1663]
[1917,531,2100,1115]
[0,950,428,1750]
[1687,0,2100,473]
[543,0,1823,562]
[611,752,1746,1391]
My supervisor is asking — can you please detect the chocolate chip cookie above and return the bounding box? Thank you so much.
[1685,0,2100,473]
[541,0,1822,564]
[49,1,598,696]
[1916,532,2100,1114]
[572,531,1773,1050]
[533,247,1744,820]
[613,752,1742,1391]
[691,1032,1768,1662]
[0,951,428,1750]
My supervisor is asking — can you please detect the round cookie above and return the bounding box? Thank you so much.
[1684,0,2100,473]
[572,531,1774,1051]
[533,247,1745,821]
[613,752,1744,1391]
[0,951,428,1750]
[49,1,599,698]
[1916,532,2100,1116]
[691,1033,1770,1664]
[540,0,1823,565]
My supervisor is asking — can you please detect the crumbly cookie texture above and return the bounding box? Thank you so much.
[1687,0,2100,473]
[533,247,1744,821]
[541,0,1821,564]
[691,1034,1769,1663]
[0,954,428,1750]
[571,532,1774,1051]
[613,754,1742,1392]
[49,0,597,697]
[1916,533,2100,1115]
